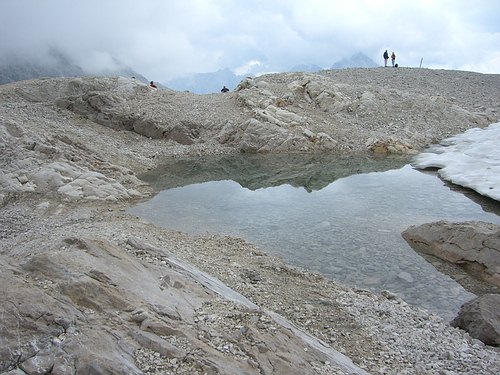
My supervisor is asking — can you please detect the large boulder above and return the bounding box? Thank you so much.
[451,294,500,346]
[402,221,500,287]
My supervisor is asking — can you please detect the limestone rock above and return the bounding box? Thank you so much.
[216,118,295,153]
[302,79,349,113]
[29,162,142,201]
[451,294,500,345]
[402,221,500,287]
[132,118,166,139]
[19,352,55,375]
[366,136,419,154]
[55,79,168,139]
[164,120,201,145]
[4,120,25,138]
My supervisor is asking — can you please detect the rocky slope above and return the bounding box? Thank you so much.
[1,68,500,374]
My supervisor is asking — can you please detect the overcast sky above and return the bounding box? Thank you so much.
[1,0,499,82]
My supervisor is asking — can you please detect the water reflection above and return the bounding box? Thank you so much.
[140,153,414,192]
[131,154,500,319]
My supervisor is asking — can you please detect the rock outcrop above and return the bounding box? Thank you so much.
[4,67,493,161]
[451,294,500,346]
[402,221,500,288]
[1,234,368,374]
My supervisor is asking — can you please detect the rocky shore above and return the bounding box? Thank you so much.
[1,68,500,374]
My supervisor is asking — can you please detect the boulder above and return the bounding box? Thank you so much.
[132,118,166,139]
[164,120,201,145]
[366,136,418,154]
[451,294,500,346]
[402,221,500,287]
[30,162,142,201]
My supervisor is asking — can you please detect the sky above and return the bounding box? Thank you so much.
[1,0,499,82]
[413,122,500,202]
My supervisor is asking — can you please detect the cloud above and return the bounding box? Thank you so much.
[233,59,263,76]
[1,0,499,82]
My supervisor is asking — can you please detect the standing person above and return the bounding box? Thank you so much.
[383,50,389,67]
[391,51,396,67]
[221,85,229,93]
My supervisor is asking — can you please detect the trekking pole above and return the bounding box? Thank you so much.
[419,58,423,68]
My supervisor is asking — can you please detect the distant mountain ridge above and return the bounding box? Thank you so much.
[165,53,378,94]
[165,68,251,95]
[331,52,378,69]
[289,63,323,73]
[0,49,148,85]
[289,53,379,73]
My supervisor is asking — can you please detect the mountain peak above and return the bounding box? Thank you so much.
[331,52,378,69]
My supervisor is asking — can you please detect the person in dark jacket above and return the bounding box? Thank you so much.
[383,50,389,67]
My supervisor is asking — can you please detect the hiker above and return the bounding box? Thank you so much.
[149,81,157,89]
[383,50,389,67]
[221,85,229,93]
[391,52,396,67]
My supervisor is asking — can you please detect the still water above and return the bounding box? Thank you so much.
[130,154,500,319]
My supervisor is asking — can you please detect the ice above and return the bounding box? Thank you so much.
[413,122,500,201]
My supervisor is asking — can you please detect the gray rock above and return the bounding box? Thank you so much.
[397,271,414,283]
[51,353,75,375]
[19,353,55,375]
[451,294,500,346]
[165,120,200,145]
[402,221,500,287]
[3,370,27,375]
[132,118,165,139]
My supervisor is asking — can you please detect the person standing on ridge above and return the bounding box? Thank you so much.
[221,85,229,93]
[391,51,396,67]
[383,50,389,67]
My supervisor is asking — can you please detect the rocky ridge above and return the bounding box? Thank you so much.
[1,68,500,374]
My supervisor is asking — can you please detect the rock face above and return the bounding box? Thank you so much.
[402,221,500,287]
[451,294,500,346]
[1,232,369,374]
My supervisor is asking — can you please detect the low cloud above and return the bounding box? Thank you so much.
[1,0,499,81]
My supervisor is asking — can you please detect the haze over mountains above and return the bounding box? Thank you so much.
[0,49,378,94]
[166,52,379,94]
[0,48,148,85]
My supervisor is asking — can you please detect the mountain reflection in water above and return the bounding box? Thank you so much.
[131,153,500,319]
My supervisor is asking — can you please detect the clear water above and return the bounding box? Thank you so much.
[130,154,500,320]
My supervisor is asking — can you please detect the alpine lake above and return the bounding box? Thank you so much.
[129,153,500,320]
